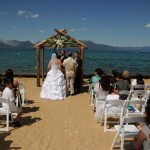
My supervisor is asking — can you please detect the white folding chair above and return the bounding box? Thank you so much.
[95,90,107,108]
[103,100,126,132]
[119,90,130,100]
[111,116,145,150]
[126,100,146,118]
[0,98,9,132]
[131,90,145,100]
[19,82,26,105]
[15,95,22,108]
[94,91,107,123]
[145,84,150,90]
[142,90,150,103]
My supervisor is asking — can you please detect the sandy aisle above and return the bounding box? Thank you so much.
[0,78,149,150]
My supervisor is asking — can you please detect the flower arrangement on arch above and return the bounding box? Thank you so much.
[46,36,76,50]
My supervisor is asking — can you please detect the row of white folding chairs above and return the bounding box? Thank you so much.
[111,115,145,150]
[96,90,149,132]
[111,90,150,149]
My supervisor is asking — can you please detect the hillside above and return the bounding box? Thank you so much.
[0,39,150,52]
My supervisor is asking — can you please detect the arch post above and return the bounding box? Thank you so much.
[36,48,40,87]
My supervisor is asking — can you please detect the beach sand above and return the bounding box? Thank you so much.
[0,78,150,150]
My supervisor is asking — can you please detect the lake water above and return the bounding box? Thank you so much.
[0,49,149,75]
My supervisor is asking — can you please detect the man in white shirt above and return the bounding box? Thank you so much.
[2,78,22,127]
[63,52,77,95]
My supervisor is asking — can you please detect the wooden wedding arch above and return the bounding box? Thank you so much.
[33,29,87,87]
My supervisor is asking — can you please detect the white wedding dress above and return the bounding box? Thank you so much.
[40,54,66,100]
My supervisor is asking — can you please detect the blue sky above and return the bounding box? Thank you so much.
[0,0,150,47]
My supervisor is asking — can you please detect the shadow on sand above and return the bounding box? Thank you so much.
[20,116,41,127]
[23,106,39,114]
[0,132,21,150]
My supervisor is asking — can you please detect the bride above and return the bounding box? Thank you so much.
[40,52,66,100]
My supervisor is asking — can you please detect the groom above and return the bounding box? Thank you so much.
[63,52,77,96]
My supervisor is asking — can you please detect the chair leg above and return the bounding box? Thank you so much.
[100,110,104,126]
[104,108,107,132]
[121,127,124,150]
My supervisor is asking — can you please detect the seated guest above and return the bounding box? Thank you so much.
[107,69,118,84]
[95,84,120,121]
[131,73,145,90]
[94,75,110,93]
[115,72,130,91]
[122,70,131,84]
[4,69,20,98]
[89,68,104,85]
[131,99,150,150]
[0,78,5,97]
[2,78,22,127]
[94,75,110,119]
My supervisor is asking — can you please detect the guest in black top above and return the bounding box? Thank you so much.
[74,52,83,93]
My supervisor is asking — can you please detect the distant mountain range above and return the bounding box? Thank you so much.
[82,41,150,52]
[0,39,34,49]
[0,39,150,52]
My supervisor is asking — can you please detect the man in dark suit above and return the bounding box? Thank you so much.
[60,49,68,75]
[60,49,68,63]
[74,52,83,93]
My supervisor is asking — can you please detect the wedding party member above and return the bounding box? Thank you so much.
[40,52,66,100]
[60,49,68,75]
[74,52,83,93]
[63,52,77,96]
[2,78,22,127]
[60,49,68,63]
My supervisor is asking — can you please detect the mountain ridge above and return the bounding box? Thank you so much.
[0,39,150,52]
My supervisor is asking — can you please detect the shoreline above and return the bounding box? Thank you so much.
[0,73,149,79]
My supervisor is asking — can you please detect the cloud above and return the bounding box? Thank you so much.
[145,23,150,28]
[70,28,86,32]
[81,18,87,21]
[70,28,75,32]
[17,10,39,19]
[40,30,45,33]
[0,12,8,15]
[17,10,26,16]
[31,14,39,18]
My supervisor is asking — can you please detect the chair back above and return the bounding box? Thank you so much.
[0,97,9,132]
[119,90,130,100]
[133,90,145,98]
[124,116,145,124]
[145,84,150,90]
[106,99,125,105]
[134,84,145,90]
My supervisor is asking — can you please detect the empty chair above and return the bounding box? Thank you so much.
[111,116,145,150]
[102,99,126,132]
